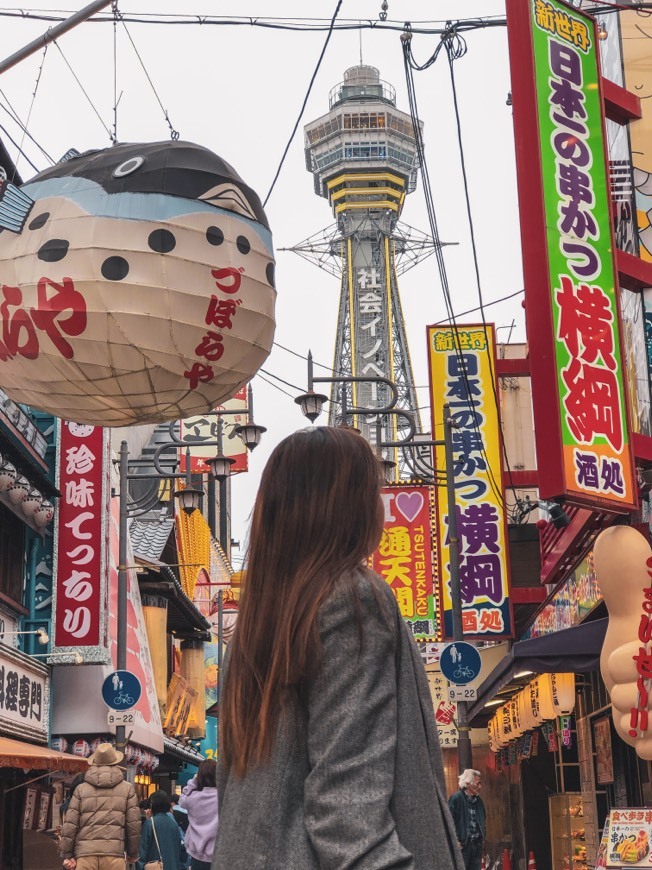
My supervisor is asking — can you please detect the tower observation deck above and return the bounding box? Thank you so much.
[302,64,425,470]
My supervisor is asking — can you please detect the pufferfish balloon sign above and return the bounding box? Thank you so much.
[0,141,276,426]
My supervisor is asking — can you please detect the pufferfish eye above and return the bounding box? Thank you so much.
[113,156,145,178]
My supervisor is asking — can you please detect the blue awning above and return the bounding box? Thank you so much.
[467,618,607,722]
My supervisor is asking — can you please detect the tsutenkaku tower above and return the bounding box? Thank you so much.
[302,65,425,464]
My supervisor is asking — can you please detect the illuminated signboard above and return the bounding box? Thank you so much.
[506,0,636,511]
[371,484,440,641]
[427,324,513,640]
[52,421,110,659]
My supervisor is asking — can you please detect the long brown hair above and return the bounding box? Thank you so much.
[220,426,384,777]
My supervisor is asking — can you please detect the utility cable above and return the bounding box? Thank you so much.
[0,91,54,166]
[15,44,48,176]
[117,10,179,140]
[0,121,40,174]
[52,39,113,143]
[254,372,296,400]
[263,0,343,207]
[444,30,520,505]
[112,0,119,144]
[403,28,506,507]
[0,9,508,34]
[259,367,303,393]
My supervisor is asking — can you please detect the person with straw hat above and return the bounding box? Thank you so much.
[60,742,141,870]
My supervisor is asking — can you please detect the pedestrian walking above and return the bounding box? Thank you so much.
[448,769,486,870]
[214,426,463,869]
[137,790,187,870]
[179,760,218,869]
[59,742,141,870]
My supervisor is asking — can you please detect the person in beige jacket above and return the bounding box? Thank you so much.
[60,742,141,870]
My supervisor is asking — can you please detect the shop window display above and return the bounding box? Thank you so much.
[549,793,587,870]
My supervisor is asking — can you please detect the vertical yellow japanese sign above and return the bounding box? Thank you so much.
[427,324,513,639]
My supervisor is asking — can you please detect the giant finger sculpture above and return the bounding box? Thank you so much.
[594,525,652,759]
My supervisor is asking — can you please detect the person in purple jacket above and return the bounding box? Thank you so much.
[179,759,218,870]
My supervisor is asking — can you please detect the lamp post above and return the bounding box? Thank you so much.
[114,389,264,751]
[296,361,474,771]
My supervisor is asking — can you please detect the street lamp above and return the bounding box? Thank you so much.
[296,360,473,771]
[114,386,264,751]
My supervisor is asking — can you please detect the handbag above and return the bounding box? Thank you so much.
[144,817,164,870]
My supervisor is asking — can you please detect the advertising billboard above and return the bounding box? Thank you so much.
[371,484,441,641]
[507,0,636,511]
[427,324,513,640]
[180,385,249,475]
[52,421,110,658]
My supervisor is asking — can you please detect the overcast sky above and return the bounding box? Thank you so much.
[0,1,524,562]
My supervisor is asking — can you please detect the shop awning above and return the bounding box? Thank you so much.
[467,618,608,723]
[0,736,89,772]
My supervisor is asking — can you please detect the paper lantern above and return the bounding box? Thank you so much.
[150,755,160,771]
[0,140,276,426]
[510,697,524,738]
[517,689,535,732]
[526,678,544,727]
[123,743,137,765]
[72,739,90,757]
[34,499,54,527]
[496,703,513,745]
[0,461,16,492]
[550,673,575,715]
[51,736,69,753]
[8,475,29,504]
[21,488,43,517]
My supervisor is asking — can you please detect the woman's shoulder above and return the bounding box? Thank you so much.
[322,568,398,630]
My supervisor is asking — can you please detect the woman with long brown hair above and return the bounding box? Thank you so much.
[214,426,462,869]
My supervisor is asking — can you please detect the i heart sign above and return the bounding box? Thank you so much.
[395,491,424,523]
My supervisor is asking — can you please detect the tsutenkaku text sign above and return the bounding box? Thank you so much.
[427,324,513,640]
[507,0,636,510]
[371,484,441,641]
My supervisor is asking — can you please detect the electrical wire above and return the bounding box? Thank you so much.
[0,91,54,165]
[259,367,303,392]
[15,44,48,177]
[0,9,508,34]
[254,372,296,400]
[444,27,520,505]
[263,0,343,207]
[116,9,179,140]
[0,120,40,174]
[402,28,506,507]
[52,39,113,142]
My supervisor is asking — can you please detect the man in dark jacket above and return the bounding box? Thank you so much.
[448,769,486,870]
[60,742,141,869]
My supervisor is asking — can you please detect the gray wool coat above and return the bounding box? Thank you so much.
[213,570,464,870]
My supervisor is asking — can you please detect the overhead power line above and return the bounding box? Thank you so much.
[263,0,343,207]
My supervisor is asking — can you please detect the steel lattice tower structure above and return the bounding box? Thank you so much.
[298,65,436,474]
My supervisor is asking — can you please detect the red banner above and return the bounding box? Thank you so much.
[371,485,441,640]
[53,422,108,650]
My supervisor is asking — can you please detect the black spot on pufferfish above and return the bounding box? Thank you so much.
[29,212,50,230]
[38,239,69,262]
[206,226,224,246]
[236,235,250,255]
[102,256,130,281]
[148,229,176,253]
[266,262,275,288]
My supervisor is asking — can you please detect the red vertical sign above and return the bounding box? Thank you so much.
[54,422,108,649]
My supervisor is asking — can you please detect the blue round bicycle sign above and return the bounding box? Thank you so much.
[102,670,142,711]
[440,642,481,685]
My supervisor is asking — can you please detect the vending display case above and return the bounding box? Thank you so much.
[549,793,588,870]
